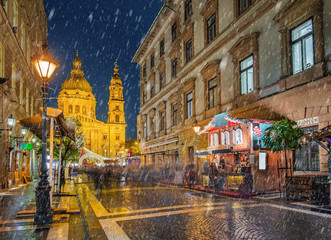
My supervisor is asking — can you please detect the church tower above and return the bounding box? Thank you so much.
[108,61,125,125]
[58,53,126,159]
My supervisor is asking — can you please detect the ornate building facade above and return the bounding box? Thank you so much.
[58,52,126,158]
[0,0,47,188]
[133,0,331,196]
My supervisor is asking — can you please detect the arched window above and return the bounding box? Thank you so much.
[236,129,243,144]
[82,106,86,115]
[210,134,214,147]
[75,105,80,113]
[233,130,237,144]
[115,115,119,122]
[213,133,219,147]
[221,131,230,146]
[69,105,73,113]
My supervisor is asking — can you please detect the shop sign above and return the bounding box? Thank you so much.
[252,123,272,149]
[296,117,318,127]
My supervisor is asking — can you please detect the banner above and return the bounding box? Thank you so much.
[252,123,272,149]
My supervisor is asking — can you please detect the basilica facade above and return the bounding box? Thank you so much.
[58,52,126,158]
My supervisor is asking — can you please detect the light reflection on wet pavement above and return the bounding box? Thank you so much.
[86,178,331,240]
[1,177,331,239]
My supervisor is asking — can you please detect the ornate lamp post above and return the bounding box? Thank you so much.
[32,44,59,225]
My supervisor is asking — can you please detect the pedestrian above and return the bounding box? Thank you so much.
[60,165,65,192]
[69,162,73,180]
[209,162,217,189]
[188,169,196,188]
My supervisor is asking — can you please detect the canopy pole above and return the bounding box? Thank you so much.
[49,117,54,207]
[57,138,63,194]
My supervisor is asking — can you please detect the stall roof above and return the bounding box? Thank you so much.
[199,112,236,134]
[19,107,76,141]
[226,104,284,123]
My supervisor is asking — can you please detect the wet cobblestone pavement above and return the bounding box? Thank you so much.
[1,176,331,239]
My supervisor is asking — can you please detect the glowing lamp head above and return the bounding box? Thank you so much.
[7,114,16,129]
[32,136,36,143]
[193,125,200,133]
[32,44,59,81]
[21,127,27,136]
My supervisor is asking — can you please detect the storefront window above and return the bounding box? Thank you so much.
[294,126,319,171]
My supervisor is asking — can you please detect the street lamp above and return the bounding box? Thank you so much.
[31,136,36,144]
[32,43,59,225]
[193,124,200,152]
[0,114,15,137]
[7,114,16,129]
[193,123,201,183]
[21,127,27,137]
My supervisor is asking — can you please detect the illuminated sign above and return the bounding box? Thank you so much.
[296,117,318,127]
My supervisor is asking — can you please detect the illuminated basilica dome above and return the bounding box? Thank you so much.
[61,50,93,93]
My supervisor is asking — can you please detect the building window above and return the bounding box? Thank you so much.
[150,118,154,134]
[160,72,165,89]
[172,59,177,79]
[143,122,147,138]
[20,78,23,105]
[75,105,80,113]
[185,0,192,20]
[291,19,314,74]
[172,22,177,42]
[188,146,194,163]
[211,133,219,147]
[207,13,216,44]
[160,111,165,131]
[69,105,73,113]
[186,91,193,119]
[208,77,217,109]
[143,90,147,104]
[151,54,154,68]
[172,103,178,126]
[233,129,243,144]
[11,65,16,89]
[185,39,192,63]
[294,126,319,171]
[13,0,18,28]
[240,55,254,94]
[0,42,4,78]
[82,106,86,115]
[150,83,155,98]
[221,131,230,146]
[142,65,146,77]
[103,135,108,140]
[30,96,34,116]
[4,1,7,12]
[160,39,165,56]
[25,88,29,114]
[21,24,25,53]
[116,135,120,141]
[238,0,253,16]
[115,115,119,122]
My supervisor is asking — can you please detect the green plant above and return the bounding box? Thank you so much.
[262,119,304,178]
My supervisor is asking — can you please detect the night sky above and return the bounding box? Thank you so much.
[44,0,163,139]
